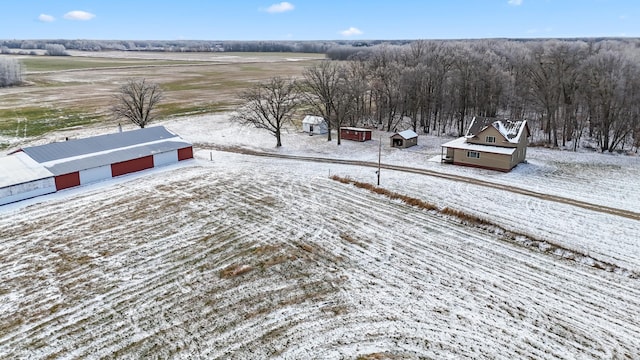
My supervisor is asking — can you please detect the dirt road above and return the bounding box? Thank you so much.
[197,143,640,222]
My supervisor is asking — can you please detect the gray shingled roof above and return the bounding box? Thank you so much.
[21,126,179,163]
[465,116,527,143]
[465,116,495,137]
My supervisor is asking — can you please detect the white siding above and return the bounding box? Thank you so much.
[0,178,56,206]
[153,150,178,167]
[79,165,112,185]
[302,116,328,134]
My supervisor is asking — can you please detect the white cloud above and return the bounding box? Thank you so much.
[508,0,523,5]
[38,14,55,22]
[340,27,363,37]
[265,2,294,13]
[63,10,96,21]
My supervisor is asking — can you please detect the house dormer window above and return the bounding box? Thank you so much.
[486,136,496,143]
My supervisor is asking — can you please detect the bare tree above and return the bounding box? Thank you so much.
[368,45,403,132]
[419,42,455,134]
[112,78,164,128]
[580,50,639,152]
[232,77,299,147]
[300,60,342,142]
[0,57,23,87]
[341,60,372,127]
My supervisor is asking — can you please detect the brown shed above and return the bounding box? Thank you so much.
[390,130,418,148]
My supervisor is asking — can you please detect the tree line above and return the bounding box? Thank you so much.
[0,39,396,54]
[323,39,640,152]
[235,38,640,152]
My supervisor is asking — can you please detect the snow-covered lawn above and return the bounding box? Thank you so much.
[1,114,639,358]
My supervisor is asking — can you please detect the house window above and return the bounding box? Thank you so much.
[485,136,496,143]
[467,151,480,159]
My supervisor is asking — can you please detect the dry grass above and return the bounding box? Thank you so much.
[330,175,438,211]
[339,232,367,248]
[298,243,315,253]
[329,175,498,227]
[329,175,632,274]
[441,206,491,226]
[1,52,324,137]
[219,264,254,278]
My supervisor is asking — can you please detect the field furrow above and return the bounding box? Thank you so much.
[1,159,639,359]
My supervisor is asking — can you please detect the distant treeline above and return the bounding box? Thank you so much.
[0,37,633,54]
[0,39,414,53]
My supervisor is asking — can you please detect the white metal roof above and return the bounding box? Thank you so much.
[302,115,325,125]
[441,137,516,155]
[393,130,418,139]
[0,152,54,189]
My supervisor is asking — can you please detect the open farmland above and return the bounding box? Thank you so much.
[1,136,640,358]
[2,49,640,358]
[0,51,324,146]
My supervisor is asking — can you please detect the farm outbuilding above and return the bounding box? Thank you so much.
[2,126,193,205]
[302,115,327,135]
[0,152,56,205]
[340,127,372,142]
[390,130,418,148]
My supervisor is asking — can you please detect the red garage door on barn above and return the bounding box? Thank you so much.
[54,172,81,190]
[111,155,155,177]
[178,146,193,161]
[11,126,194,198]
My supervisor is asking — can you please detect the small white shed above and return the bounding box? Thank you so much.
[302,115,327,135]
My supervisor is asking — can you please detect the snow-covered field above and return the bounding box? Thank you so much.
[1,114,639,358]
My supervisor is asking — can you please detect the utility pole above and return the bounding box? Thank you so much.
[377,136,381,186]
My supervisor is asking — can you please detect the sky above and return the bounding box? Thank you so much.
[1,0,639,41]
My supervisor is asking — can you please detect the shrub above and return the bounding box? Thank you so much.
[45,44,69,56]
